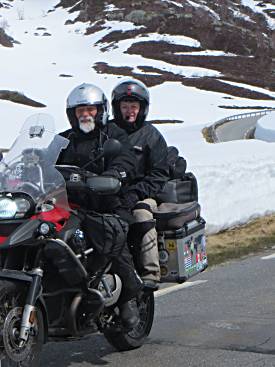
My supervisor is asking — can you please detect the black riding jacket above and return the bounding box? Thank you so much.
[57,123,137,212]
[57,123,136,182]
[111,119,170,200]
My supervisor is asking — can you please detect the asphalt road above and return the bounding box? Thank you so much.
[40,250,275,367]
[215,116,260,142]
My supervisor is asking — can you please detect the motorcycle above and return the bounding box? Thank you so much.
[0,113,154,366]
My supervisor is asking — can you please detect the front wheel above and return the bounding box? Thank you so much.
[0,281,44,367]
[104,292,154,351]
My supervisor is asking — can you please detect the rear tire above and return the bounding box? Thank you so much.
[104,292,154,351]
[0,280,44,366]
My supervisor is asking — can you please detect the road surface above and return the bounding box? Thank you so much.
[215,115,260,142]
[40,250,275,367]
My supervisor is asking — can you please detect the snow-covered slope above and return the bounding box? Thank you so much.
[1,0,275,234]
[255,111,275,142]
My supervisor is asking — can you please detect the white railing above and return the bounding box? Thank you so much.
[211,109,274,142]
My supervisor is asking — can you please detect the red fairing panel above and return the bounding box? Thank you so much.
[32,207,70,232]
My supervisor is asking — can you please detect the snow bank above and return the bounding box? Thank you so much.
[255,111,275,142]
[159,124,275,234]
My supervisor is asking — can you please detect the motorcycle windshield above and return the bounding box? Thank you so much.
[0,113,69,210]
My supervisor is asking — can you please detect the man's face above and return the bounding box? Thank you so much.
[75,105,97,133]
[120,101,140,123]
[75,105,97,121]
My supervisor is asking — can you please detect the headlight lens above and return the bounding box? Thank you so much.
[0,198,17,219]
[0,196,32,219]
[14,197,32,218]
[39,222,50,235]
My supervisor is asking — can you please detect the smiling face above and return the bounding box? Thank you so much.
[75,105,97,133]
[120,100,140,123]
[75,105,97,121]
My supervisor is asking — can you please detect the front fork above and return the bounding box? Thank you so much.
[19,268,43,343]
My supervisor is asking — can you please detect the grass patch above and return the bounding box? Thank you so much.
[207,214,275,266]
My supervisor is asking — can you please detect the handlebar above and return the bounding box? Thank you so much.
[55,165,121,195]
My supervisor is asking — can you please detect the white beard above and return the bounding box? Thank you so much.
[78,116,95,133]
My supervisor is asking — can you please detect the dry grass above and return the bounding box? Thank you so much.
[202,126,214,143]
[207,214,275,266]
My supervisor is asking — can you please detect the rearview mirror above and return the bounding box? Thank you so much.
[103,139,122,159]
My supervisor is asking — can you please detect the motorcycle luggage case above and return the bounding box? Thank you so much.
[154,202,201,231]
[154,202,207,283]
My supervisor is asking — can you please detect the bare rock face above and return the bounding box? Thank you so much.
[0,91,46,107]
[78,0,274,54]
[0,28,15,47]
[53,0,275,99]
[125,9,160,24]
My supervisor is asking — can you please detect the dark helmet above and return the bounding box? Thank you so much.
[111,79,150,127]
[66,83,109,131]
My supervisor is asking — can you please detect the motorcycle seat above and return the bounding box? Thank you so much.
[153,201,200,231]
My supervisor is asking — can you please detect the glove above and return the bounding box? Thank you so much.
[120,190,139,210]
[101,169,123,181]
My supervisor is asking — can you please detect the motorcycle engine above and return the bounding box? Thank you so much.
[69,229,87,255]
[98,274,122,307]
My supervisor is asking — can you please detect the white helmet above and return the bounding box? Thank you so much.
[66,83,109,130]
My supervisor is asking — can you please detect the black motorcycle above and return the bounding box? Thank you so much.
[0,113,154,366]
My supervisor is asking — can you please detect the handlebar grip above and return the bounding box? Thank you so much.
[66,180,87,190]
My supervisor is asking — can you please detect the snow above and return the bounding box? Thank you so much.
[175,50,238,57]
[104,4,122,12]
[217,79,275,99]
[97,29,220,78]
[229,8,256,23]
[255,111,275,142]
[158,122,275,233]
[241,0,260,11]
[187,0,202,8]
[97,28,204,79]
[161,0,184,8]
[241,0,275,29]
[98,20,144,34]
[133,33,201,48]
[186,1,221,21]
[1,1,275,234]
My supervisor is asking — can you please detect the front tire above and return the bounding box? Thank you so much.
[104,292,154,351]
[0,281,44,367]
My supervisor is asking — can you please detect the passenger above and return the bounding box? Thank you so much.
[57,83,142,329]
[111,79,170,290]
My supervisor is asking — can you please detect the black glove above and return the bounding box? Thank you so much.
[120,190,139,210]
[102,169,121,180]
[102,169,127,182]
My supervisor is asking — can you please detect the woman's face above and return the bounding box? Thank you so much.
[120,101,140,123]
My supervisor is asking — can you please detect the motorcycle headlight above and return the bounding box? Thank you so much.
[14,197,32,218]
[0,195,32,219]
[0,198,17,219]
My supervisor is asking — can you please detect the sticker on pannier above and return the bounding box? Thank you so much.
[158,219,208,283]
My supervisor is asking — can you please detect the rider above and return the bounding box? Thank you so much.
[57,83,142,329]
[111,79,170,290]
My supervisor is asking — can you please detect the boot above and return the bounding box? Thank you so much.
[119,298,140,329]
[143,279,159,292]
